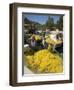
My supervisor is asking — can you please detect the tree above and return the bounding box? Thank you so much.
[46,16,54,30]
[56,16,63,30]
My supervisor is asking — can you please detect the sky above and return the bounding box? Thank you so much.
[23,13,62,25]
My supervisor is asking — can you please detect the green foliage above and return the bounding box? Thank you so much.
[24,16,63,31]
[56,16,63,30]
[46,16,54,30]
